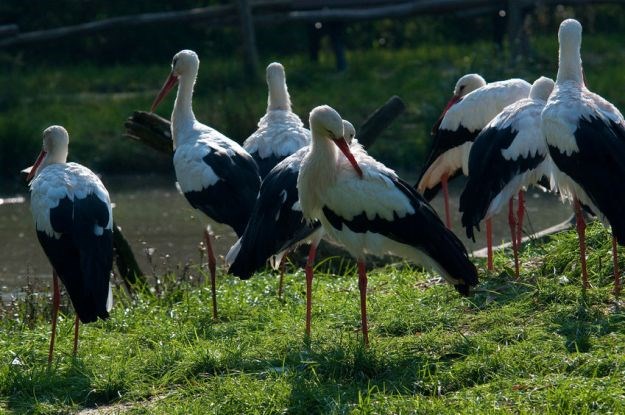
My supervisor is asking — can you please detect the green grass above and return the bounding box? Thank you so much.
[4,31,625,187]
[2,221,625,414]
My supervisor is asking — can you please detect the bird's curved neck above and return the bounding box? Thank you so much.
[171,73,197,139]
[557,39,583,84]
[268,80,291,111]
[309,133,339,185]
[37,148,68,177]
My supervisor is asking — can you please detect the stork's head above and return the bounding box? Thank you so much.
[432,73,486,134]
[309,105,362,178]
[453,73,486,98]
[266,62,286,87]
[558,18,582,49]
[342,120,356,144]
[27,125,69,182]
[151,49,199,112]
[529,76,555,101]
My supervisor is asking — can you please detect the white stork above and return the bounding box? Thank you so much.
[459,76,555,278]
[298,105,478,345]
[542,18,625,293]
[227,120,356,337]
[27,125,113,363]
[243,62,310,178]
[417,73,531,238]
[151,49,261,318]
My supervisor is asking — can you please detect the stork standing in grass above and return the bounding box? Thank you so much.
[298,105,478,345]
[460,76,555,278]
[227,120,356,335]
[543,19,625,293]
[151,49,261,318]
[28,125,113,363]
[243,62,310,178]
[417,74,531,240]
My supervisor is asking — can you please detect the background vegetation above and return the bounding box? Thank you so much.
[2,3,625,192]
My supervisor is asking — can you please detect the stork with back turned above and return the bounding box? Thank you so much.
[298,105,478,346]
[243,62,310,179]
[542,18,625,293]
[28,125,113,363]
[460,76,555,278]
[151,49,261,318]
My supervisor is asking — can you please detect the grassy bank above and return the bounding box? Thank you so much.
[3,31,625,188]
[2,221,625,414]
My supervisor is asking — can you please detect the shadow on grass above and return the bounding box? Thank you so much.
[280,342,451,413]
[468,270,537,310]
[5,358,126,414]
[551,290,625,353]
[457,264,625,354]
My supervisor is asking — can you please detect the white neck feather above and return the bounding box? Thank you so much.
[37,145,68,177]
[171,73,197,147]
[268,78,291,111]
[557,31,583,84]
[299,131,338,218]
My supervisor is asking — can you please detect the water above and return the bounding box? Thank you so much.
[0,175,237,296]
[0,174,572,296]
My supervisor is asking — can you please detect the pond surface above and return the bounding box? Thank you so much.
[0,174,572,297]
[0,175,237,297]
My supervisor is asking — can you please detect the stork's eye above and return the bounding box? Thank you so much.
[459,85,465,91]
[325,128,336,139]
[172,57,179,68]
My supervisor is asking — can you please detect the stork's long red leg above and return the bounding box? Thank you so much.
[517,190,525,248]
[486,218,494,271]
[441,173,452,230]
[508,198,520,279]
[73,315,80,357]
[612,236,621,296]
[574,199,589,289]
[304,241,319,339]
[48,270,60,365]
[357,259,369,347]
[204,227,218,319]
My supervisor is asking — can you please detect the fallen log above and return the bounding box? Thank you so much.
[357,95,405,148]
[124,96,405,152]
[123,111,172,155]
[113,223,147,290]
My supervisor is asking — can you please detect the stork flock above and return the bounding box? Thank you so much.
[25,18,625,360]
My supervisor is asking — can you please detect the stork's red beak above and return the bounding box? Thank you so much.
[431,94,461,135]
[26,150,47,182]
[151,72,179,112]
[333,137,363,178]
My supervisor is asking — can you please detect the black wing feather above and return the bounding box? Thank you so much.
[229,162,319,279]
[251,152,286,180]
[417,126,479,200]
[549,116,625,244]
[460,125,545,240]
[183,146,260,236]
[38,194,112,323]
[323,177,478,295]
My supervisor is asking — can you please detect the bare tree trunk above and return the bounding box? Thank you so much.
[507,0,523,65]
[237,0,260,79]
